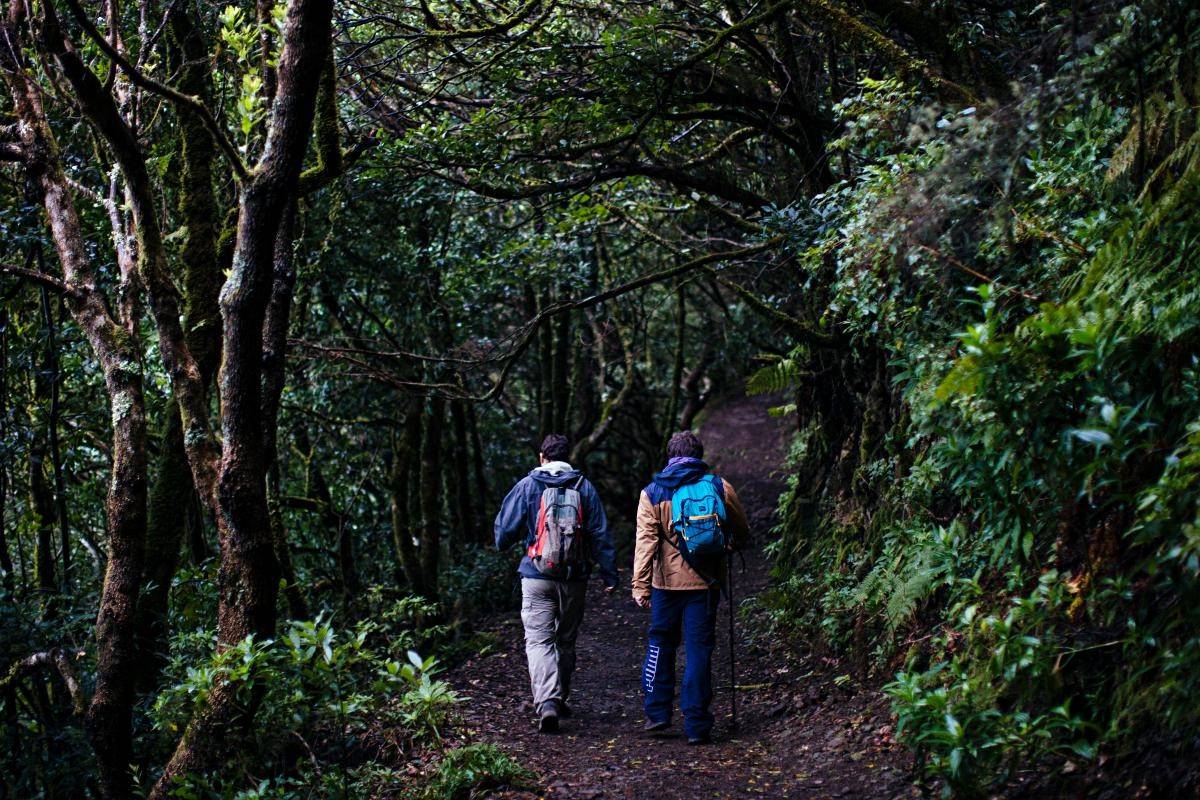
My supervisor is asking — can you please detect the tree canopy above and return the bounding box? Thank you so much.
[2,0,1199,796]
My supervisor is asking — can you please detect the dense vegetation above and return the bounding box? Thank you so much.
[1,0,1196,796]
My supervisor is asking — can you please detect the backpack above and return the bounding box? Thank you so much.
[669,475,728,558]
[527,477,587,578]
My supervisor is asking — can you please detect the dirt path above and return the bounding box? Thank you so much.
[450,394,916,798]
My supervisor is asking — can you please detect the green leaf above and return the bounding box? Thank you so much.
[1069,428,1112,446]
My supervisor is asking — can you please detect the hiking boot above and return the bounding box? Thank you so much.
[643,718,670,733]
[538,705,559,733]
[687,733,712,745]
[557,701,573,719]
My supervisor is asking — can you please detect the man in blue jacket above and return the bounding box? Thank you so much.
[495,433,618,732]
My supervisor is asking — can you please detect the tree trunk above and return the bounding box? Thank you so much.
[151,0,333,788]
[661,284,686,453]
[296,425,357,603]
[467,403,491,544]
[39,286,71,588]
[135,1,225,688]
[537,289,554,438]
[418,397,446,599]
[552,309,571,434]
[448,400,474,544]
[29,427,57,610]
[262,204,310,620]
[267,469,308,620]
[391,409,424,590]
[138,409,196,688]
[30,286,61,611]
[571,318,637,464]
[0,306,13,593]
[2,11,156,793]
[678,339,716,431]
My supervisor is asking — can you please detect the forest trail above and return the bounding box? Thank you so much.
[448,394,917,799]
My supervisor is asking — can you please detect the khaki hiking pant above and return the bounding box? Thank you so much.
[520,577,586,713]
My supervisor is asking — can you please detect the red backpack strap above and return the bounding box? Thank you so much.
[529,491,549,557]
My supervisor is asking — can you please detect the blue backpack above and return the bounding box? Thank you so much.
[669,475,728,557]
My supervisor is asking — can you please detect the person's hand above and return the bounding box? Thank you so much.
[633,593,650,609]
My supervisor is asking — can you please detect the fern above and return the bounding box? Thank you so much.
[851,523,958,637]
[1078,159,1200,340]
[746,357,802,396]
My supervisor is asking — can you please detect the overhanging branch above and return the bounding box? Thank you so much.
[1,648,87,714]
[58,0,249,180]
[297,239,784,401]
[0,263,81,299]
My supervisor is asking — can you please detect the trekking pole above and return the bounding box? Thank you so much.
[728,552,737,732]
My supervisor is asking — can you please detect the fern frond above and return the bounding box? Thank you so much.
[747,358,802,396]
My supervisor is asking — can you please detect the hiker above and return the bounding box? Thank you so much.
[632,430,749,745]
[494,433,619,733]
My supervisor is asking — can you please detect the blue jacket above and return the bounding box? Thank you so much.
[494,462,619,587]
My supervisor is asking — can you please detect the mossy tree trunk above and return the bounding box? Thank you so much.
[418,397,446,599]
[136,1,225,689]
[391,406,425,590]
[151,0,334,787]
[0,11,151,790]
[0,307,14,593]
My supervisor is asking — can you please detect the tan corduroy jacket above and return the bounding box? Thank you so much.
[631,478,749,601]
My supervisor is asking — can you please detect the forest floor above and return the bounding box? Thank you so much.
[444,394,919,799]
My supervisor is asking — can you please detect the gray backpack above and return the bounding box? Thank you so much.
[526,477,586,578]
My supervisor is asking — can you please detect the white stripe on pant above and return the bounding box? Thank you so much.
[520,578,587,713]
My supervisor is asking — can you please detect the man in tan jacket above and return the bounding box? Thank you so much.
[632,431,749,744]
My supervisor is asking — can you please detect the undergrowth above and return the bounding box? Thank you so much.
[757,4,1200,795]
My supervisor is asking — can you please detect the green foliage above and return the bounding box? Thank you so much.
[746,355,803,397]
[381,650,460,743]
[763,5,1200,793]
[152,614,461,792]
[887,573,1096,796]
[405,744,533,800]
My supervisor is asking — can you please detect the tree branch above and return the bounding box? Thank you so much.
[0,263,81,299]
[58,0,249,180]
[296,239,783,401]
[1,648,87,714]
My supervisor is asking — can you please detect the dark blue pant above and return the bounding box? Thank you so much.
[642,587,720,738]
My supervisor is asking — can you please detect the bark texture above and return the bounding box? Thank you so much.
[151,0,334,786]
[0,6,149,793]
[418,397,446,598]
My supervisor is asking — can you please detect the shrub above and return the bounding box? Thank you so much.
[408,744,533,800]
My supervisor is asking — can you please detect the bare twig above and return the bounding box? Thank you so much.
[916,244,1039,301]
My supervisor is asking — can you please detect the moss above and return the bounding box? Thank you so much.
[110,389,137,427]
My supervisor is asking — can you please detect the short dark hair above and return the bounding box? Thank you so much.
[539,433,570,462]
[666,430,704,459]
